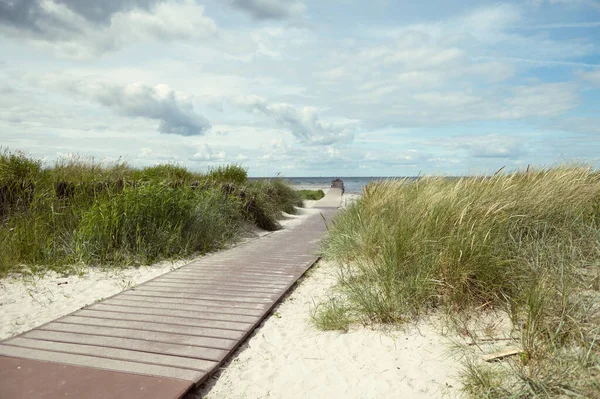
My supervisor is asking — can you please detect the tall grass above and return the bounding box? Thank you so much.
[315,166,600,397]
[0,150,302,277]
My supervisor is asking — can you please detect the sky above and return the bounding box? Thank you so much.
[0,0,599,177]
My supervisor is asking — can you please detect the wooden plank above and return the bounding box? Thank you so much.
[0,345,203,382]
[39,323,237,350]
[164,273,294,283]
[142,281,282,295]
[22,330,228,361]
[176,268,294,275]
[126,289,274,303]
[116,293,269,310]
[172,270,295,279]
[0,356,193,399]
[87,303,259,324]
[75,309,252,331]
[102,298,265,317]
[4,337,217,372]
[153,277,289,289]
[58,316,244,340]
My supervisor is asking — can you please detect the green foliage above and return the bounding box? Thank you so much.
[0,149,43,217]
[0,150,300,277]
[207,164,248,186]
[76,185,240,265]
[239,179,304,230]
[297,189,325,201]
[316,166,600,397]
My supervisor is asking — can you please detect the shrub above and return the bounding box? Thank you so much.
[0,150,304,276]
[75,185,241,265]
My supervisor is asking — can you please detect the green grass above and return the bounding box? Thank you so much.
[314,166,600,397]
[297,189,325,201]
[0,150,302,277]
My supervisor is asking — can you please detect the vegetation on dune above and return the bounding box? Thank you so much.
[0,150,302,277]
[297,189,326,201]
[314,166,600,397]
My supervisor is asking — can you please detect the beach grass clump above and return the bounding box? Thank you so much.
[240,179,303,230]
[0,151,301,277]
[297,189,325,201]
[207,164,248,186]
[315,166,600,397]
[75,184,241,265]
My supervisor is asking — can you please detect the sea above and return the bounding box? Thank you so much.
[283,177,417,194]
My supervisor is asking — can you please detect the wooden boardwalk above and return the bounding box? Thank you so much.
[0,190,341,399]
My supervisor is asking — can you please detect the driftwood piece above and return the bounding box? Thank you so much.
[482,348,524,362]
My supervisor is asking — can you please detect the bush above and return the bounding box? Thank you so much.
[239,179,303,230]
[75,185,241,265]
[207,164,248,186]
[0,150,302,276]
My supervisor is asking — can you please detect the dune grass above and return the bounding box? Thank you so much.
[313,166,600,397]
[0,150,302,277]
[297,189,326,201]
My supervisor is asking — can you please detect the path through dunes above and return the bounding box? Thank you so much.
[0,192,341,399]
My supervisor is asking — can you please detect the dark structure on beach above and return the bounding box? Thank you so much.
[331,178,344,194]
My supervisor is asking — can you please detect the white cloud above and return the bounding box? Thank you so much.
[230,0,306,20]
[192,144,226,161]
[437,134,525,159]
[69,81,211,136]
[579,69,600,86]
[231,95,355,145]
[501,83,579,118]
[0,0,217,58]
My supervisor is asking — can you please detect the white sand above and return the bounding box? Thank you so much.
[0,260,187,340]
[0,206,320,341]
[190,260,461,399]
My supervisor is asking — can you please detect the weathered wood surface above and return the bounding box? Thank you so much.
[0,205,337,399]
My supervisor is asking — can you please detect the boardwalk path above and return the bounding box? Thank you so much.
[0,189,342,399]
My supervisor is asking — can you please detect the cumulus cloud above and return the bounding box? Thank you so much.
[192,144,226,161]
[439,134,525,159]
[231,95,355,145]
[579,69,600,86]
[0,0,217,58]
[230,0,306,20]
[501,83,579,118]
[70,82,211,136]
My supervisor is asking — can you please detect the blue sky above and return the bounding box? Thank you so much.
[0,0,599,176]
